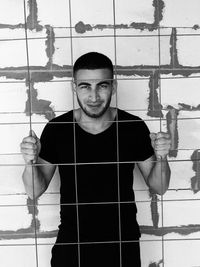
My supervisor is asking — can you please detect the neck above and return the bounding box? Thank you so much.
[75,107,116,134]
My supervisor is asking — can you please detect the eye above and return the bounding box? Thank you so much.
[99,83,109,89]
[79,85,90,90]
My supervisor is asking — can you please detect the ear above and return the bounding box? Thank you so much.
[111,79,117,95]
[71,80,77,94]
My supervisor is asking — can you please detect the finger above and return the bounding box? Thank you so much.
[22,148,37,156]
[30,130,37,138]
[149,133,156,141]
[156,132,170,139]
[154,145,171,152]
[22,136,37,144]
[21,142,37,150]
[155,138,171,145]
[23,154,36,163]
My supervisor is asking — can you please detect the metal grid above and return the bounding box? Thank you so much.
[0,0,200,267]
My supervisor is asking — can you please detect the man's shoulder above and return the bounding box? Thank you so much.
[117,109,142,122]
[48,110,74,124]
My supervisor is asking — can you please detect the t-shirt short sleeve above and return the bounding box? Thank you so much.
[39,122,57,164]
[135,119,154,161]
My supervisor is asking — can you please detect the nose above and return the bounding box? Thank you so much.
[89,88,99,102]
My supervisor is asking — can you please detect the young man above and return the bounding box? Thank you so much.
[20,52,171,267]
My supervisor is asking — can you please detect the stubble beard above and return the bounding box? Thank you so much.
[77,95,112,119]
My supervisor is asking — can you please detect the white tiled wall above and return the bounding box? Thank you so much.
[1,0,200,266]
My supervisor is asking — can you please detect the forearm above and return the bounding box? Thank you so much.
[22,164,47,200]
[147,157,171,195]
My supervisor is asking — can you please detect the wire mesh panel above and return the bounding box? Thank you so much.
[1,0,200,267]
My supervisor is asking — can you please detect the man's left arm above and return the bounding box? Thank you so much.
[137,132,171,195]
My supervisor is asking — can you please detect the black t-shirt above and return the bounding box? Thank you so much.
[39,109,154,244]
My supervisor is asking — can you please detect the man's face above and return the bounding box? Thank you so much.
[74,68,115,118]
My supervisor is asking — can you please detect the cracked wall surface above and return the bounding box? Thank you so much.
[1,0,200,266]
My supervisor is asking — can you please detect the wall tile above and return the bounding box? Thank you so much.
[36,0,70,27]
[0,0,24,25]
[140,239,163,267]
[177,29,200,66]
[164,239,200,267]
[0,205,32,231]
[178,112,200,149]
[161,76,200,109]
[163,199,200,227]
[137,200,163,228]
[0,82,27,113]
[0,244,37,267]
[33,81,74,113]
[72,36,115,64]
[37,243,54,267]
[0,39,27,67]
[37,204,60,232]
[115,0,155,24]
[161,0,200,27]
[53,37,72,66]
[71,0,114,25]
[0,29,25,40]
[0,123,29,154]
[165,160,194,190]
[116,78,150,110]
[0,168,26,194]
[27,38,48,66]
[160,28,172,65]
[116,35,159,65]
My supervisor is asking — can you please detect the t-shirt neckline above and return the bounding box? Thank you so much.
[74,110,118,136]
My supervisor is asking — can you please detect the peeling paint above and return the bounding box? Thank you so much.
[0,23,25,30]
[179,103,200,111]
[192,24,200,30]
[27,0,43,31]
[75,21,131,34]
[0,64,200,83]
[0,229,57,240]
[25,82,55,121]
[45,25,55,68]
[75,21,93,34]
[0,65,72,82]
[168,67,200,77]
[116,66,156,77]
[147,71,163,118]
[170,28,179,68]
[27,197,40,232]
[166,107,179,157]
[140,224,200,236]
[191,150,200,193]
[152,0,165,27]
[129,22,156,31]
[75,0,165,34]
[150,191,159,228]
[149,260,163,267]
[74,20,157,34]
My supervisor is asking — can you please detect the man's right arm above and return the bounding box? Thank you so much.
[20,130,56,200]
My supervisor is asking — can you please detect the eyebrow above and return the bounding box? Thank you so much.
[77,80,111,86]
[97,81,111,85]
[77,82,90,86]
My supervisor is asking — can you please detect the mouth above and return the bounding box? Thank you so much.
[87,103,102,108]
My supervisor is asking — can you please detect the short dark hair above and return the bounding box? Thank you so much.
[73,52,113,78]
